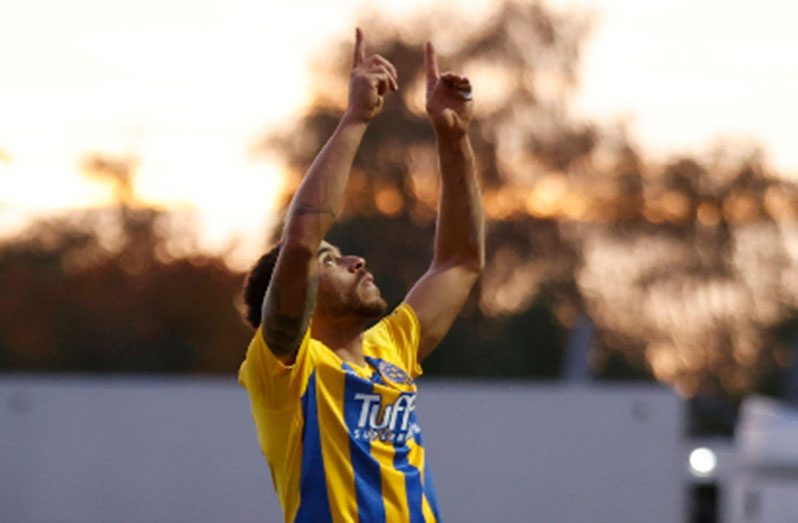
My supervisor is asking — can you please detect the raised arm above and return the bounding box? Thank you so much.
[406,42,485,361]
[262,29,398,360]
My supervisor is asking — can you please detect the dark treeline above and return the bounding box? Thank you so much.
[2,1,797,432]
[0,205,250,374]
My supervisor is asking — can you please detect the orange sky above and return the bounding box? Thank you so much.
[1,0,796,268]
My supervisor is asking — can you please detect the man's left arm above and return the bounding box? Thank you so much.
[405,42,485,362]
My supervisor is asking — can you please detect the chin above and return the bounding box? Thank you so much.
[356,284,387,318]
[359,297,388,319]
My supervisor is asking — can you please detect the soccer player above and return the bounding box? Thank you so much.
[239,28,484,522]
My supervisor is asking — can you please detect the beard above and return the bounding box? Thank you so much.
[316,282,388,321]
[348,295,388,319]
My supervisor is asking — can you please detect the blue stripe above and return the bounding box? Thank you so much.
[364,357,386,385]
[423,461,442,522]
[341,361,384,385]
[343,373,386,522]
[295,372,333,523]
[394,407,425,522]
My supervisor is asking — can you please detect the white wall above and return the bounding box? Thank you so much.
[729,397,798,523]
[420,382,686,522]
[0,377,685,523]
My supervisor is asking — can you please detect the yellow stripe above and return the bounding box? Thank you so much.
[316,364,357,522]
[375,439,408,522]
[283,439,303,522]
[252,403,304,522]
[422,497,436,522]
[408,439,434,522]
[421,488,438,523]
[419,442,437,523]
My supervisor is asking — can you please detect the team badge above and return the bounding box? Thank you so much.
[376,360,413,385]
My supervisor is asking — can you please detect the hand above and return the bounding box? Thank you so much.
[425,42,474,137]
[346,28,399,123]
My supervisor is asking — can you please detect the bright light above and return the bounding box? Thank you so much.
[689,447,718,477]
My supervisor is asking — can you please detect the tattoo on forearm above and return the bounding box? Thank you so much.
[263,277,318,357]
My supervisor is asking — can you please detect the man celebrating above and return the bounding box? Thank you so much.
[239,28,484,522]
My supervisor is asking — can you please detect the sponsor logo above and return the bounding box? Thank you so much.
[351,392,419,443]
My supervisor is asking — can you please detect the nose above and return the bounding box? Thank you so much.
[347,256,366,272]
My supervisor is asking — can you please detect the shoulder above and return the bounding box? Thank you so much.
[364,303,423,378]
[366,303,420,345]
[239,326,330,401]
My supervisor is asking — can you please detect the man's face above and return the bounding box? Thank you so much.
[315,240,387,320]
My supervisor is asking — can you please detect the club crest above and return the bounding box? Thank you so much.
[377,359,413,385]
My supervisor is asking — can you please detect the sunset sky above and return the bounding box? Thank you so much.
[2,0,796,268]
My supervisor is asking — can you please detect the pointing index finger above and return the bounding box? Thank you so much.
[354,28,365,67]
[425,42,439,88]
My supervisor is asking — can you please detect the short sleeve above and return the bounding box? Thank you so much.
[365,302,423,378]
[238,326,317,410]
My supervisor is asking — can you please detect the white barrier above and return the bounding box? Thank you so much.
[730,397,798,523]
[1,376,684,523]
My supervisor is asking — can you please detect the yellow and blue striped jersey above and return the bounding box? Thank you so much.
[239,303,441,523]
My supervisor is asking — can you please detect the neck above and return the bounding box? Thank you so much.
[311,315,368,366]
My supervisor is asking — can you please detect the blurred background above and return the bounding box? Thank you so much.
[2,0,797,521]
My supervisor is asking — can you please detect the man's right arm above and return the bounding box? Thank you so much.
[261,29,398,361]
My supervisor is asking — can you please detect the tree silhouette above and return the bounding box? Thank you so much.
[0,153,251,374]
[1,0,796,406]
[260,0,798,395]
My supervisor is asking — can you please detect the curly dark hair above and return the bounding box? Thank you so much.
[242,243,282,329]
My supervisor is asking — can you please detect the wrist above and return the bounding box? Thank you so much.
[434,128,471,148]
[339,109,371,132]
[342,107,373,127]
